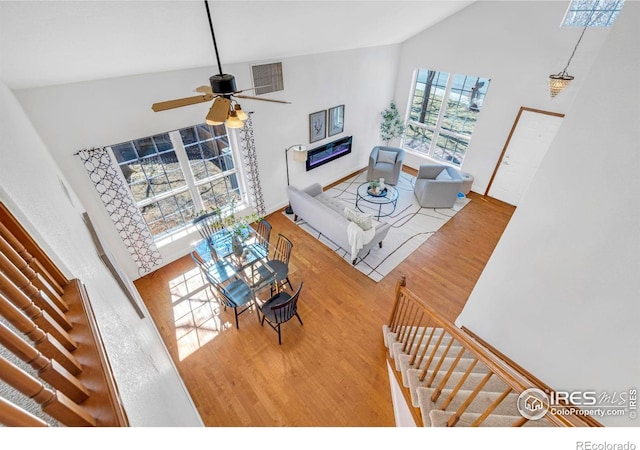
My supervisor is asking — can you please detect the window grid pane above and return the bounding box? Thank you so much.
[111,123,240,238]
[562,0,624,27]
[403,68,490,167]
[410,69,448,127]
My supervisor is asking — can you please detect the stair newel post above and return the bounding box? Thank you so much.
[388,276,406,329]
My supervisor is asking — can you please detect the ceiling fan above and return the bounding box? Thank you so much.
[151,0,290,128]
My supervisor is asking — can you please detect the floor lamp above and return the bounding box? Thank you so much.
[285,144,308,214]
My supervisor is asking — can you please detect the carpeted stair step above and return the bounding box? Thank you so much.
[392,338,459,374]
[428,410,553,427]
[416,386,521,426]
[390,330,455,364]
[384,326,447,356]
[406,367,502,408]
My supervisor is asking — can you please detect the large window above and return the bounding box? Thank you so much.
[403,69,490,166]
[562,0,624,27]
[110,123,242,237]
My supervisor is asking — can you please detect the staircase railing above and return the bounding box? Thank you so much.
[386,276,600,427]
[0,202,129,427]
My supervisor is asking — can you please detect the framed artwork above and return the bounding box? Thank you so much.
[309,110,326,143]
[328,105,345,137]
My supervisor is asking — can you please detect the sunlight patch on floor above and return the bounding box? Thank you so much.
[169,266,233,360]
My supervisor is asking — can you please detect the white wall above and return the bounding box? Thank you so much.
[392,1,610,194]
[15,45,399,279]
[456,2,640,426]
[0,80,203,426]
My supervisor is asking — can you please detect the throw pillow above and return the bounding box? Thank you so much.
[436,169,452,181]
[376,149,397,164]
[343,207,373,231]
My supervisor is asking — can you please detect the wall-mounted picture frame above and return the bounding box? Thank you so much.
[328,105,345,137]
[309,110,326,143]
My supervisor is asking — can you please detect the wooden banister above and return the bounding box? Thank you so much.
[0,247,72,330]
[0,321,90,402]
[0,355,96,426]
[0,201,129,427]
[387,276,598,427]
[0,269,77,351]
[0,233,68,313]
[0,291,83,375]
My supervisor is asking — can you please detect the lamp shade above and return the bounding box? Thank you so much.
[234,104,248,121]
[225,110,244,129]
[548,73,574,98]
[289,145,308,162]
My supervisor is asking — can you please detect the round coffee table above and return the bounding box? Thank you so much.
[355,182,399,219]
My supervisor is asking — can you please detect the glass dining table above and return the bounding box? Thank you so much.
[193,227,277,306]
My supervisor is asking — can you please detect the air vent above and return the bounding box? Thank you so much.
[251,62,284,96]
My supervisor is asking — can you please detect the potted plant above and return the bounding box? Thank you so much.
[380,101,405,146]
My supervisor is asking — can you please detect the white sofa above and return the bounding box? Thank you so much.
[287,183,391,264]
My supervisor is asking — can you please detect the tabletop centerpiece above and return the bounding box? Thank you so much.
[367,178,387,197]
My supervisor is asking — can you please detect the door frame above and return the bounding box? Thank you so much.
[485,106,565,198]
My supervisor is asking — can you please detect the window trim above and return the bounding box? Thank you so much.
[109,124,248,240]
[402,69,489,167]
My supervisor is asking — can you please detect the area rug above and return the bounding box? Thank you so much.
[285,170,470,282]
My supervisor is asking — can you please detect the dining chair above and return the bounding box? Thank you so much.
[260,282,303,345]
[248,218,271,260]
[193,210,229,258]
[214,278,255,329]
[262,233,293,295]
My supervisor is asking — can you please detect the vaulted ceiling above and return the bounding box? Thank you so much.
[0,1,474,90]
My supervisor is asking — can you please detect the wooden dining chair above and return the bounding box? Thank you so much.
[260,282,303,345]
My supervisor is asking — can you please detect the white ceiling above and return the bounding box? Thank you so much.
[0,0,474,90]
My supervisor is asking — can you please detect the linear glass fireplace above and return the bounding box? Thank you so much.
[305,136,352,171]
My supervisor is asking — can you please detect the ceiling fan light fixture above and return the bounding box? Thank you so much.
[225,110,244,128]
[234,104,248,121]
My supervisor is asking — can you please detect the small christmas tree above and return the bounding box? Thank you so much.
[380,102,405,145]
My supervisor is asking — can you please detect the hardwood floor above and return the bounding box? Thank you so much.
[134,174,515,427]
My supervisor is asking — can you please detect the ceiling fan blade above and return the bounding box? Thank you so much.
[206,97,231,124]
[195,85,213,95]
[152,94,214,112]
[233,85,270,94]
[234,94,291,104]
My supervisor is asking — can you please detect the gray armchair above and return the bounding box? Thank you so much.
[413,165,463,208]
[367,146,405,186]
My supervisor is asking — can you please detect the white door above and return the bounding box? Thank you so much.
[488,108,564,206]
